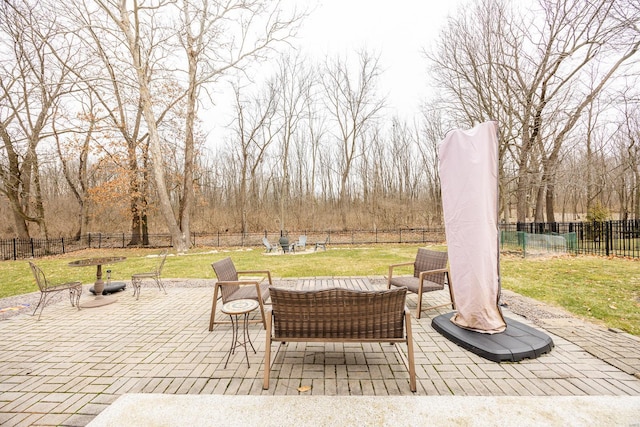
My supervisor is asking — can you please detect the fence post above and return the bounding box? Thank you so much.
[13,238,17,261]
[62,237,65,254]
[122,233,125,248]
[99,233,102,249]
[399,228,402,243]
[30,238,35,258]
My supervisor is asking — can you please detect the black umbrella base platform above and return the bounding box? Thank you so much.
[89,282,127,296]
[432,312,554,362]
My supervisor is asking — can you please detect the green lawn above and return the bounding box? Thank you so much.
[2,245,638,336]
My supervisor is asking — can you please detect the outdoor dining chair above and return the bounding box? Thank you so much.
[29,261,82,320]
[209,257,271,330]
[131,249,168,300]
[387,248,455,318]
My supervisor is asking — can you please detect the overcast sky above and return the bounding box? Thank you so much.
[207,0,464,147]
[292,0,463,118]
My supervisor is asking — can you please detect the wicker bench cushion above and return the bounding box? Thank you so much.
[388,276,443,294]
[227,281,270,302]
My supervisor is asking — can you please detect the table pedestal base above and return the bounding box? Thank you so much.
[80,295,118,308]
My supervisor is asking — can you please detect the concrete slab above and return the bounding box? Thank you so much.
[88,394,640,427]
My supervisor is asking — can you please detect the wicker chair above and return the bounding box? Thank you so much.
[29,261,82,320]
[209,257,272,331]
[131,250,168,300]
[264,286,416,391]
[387,248,455,319]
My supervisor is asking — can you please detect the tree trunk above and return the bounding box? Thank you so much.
[116,1,188,252]
[545,183,556,223]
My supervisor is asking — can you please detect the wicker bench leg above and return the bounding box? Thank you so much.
[263,314,272,389]
[405,309,416,392]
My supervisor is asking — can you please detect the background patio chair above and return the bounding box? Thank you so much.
[29,261,82,320]
[262,237,276,253]
[387,248,455,318]
[294,235,307,251]
[209,257,271,330]
[131,250,168,300]
[315,234,329,251]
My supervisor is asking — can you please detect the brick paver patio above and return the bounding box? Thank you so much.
[1,278,639,426]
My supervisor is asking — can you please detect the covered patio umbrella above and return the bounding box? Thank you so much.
[439,121,506,333]
[433,121,552,361]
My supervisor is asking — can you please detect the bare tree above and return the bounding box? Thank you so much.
[53,96,96,239]
[0,0,80,238]
[614,83,640,219]
[321,50,385,229]
[230,82,279,233]
[89,0,303,251]
[426,0,640,223]
[271,52,313,234]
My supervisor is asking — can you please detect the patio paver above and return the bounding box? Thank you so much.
[0,278,639,426]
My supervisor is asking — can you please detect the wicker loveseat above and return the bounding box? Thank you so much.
[263,286,416,391]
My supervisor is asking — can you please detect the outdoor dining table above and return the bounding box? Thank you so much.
[68,256,126,308]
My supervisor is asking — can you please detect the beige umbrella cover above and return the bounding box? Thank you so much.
[438,121,506,334]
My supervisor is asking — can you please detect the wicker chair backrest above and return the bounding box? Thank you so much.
[269,287,407,340]
[414,248,447,284]
[212,257,240,301]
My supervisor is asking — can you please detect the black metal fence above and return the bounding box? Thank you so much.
[0,228,446,261]
[501,220,640,258]
[2,220,640,260]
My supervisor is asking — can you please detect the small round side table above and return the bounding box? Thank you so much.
[221,299,259,368]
